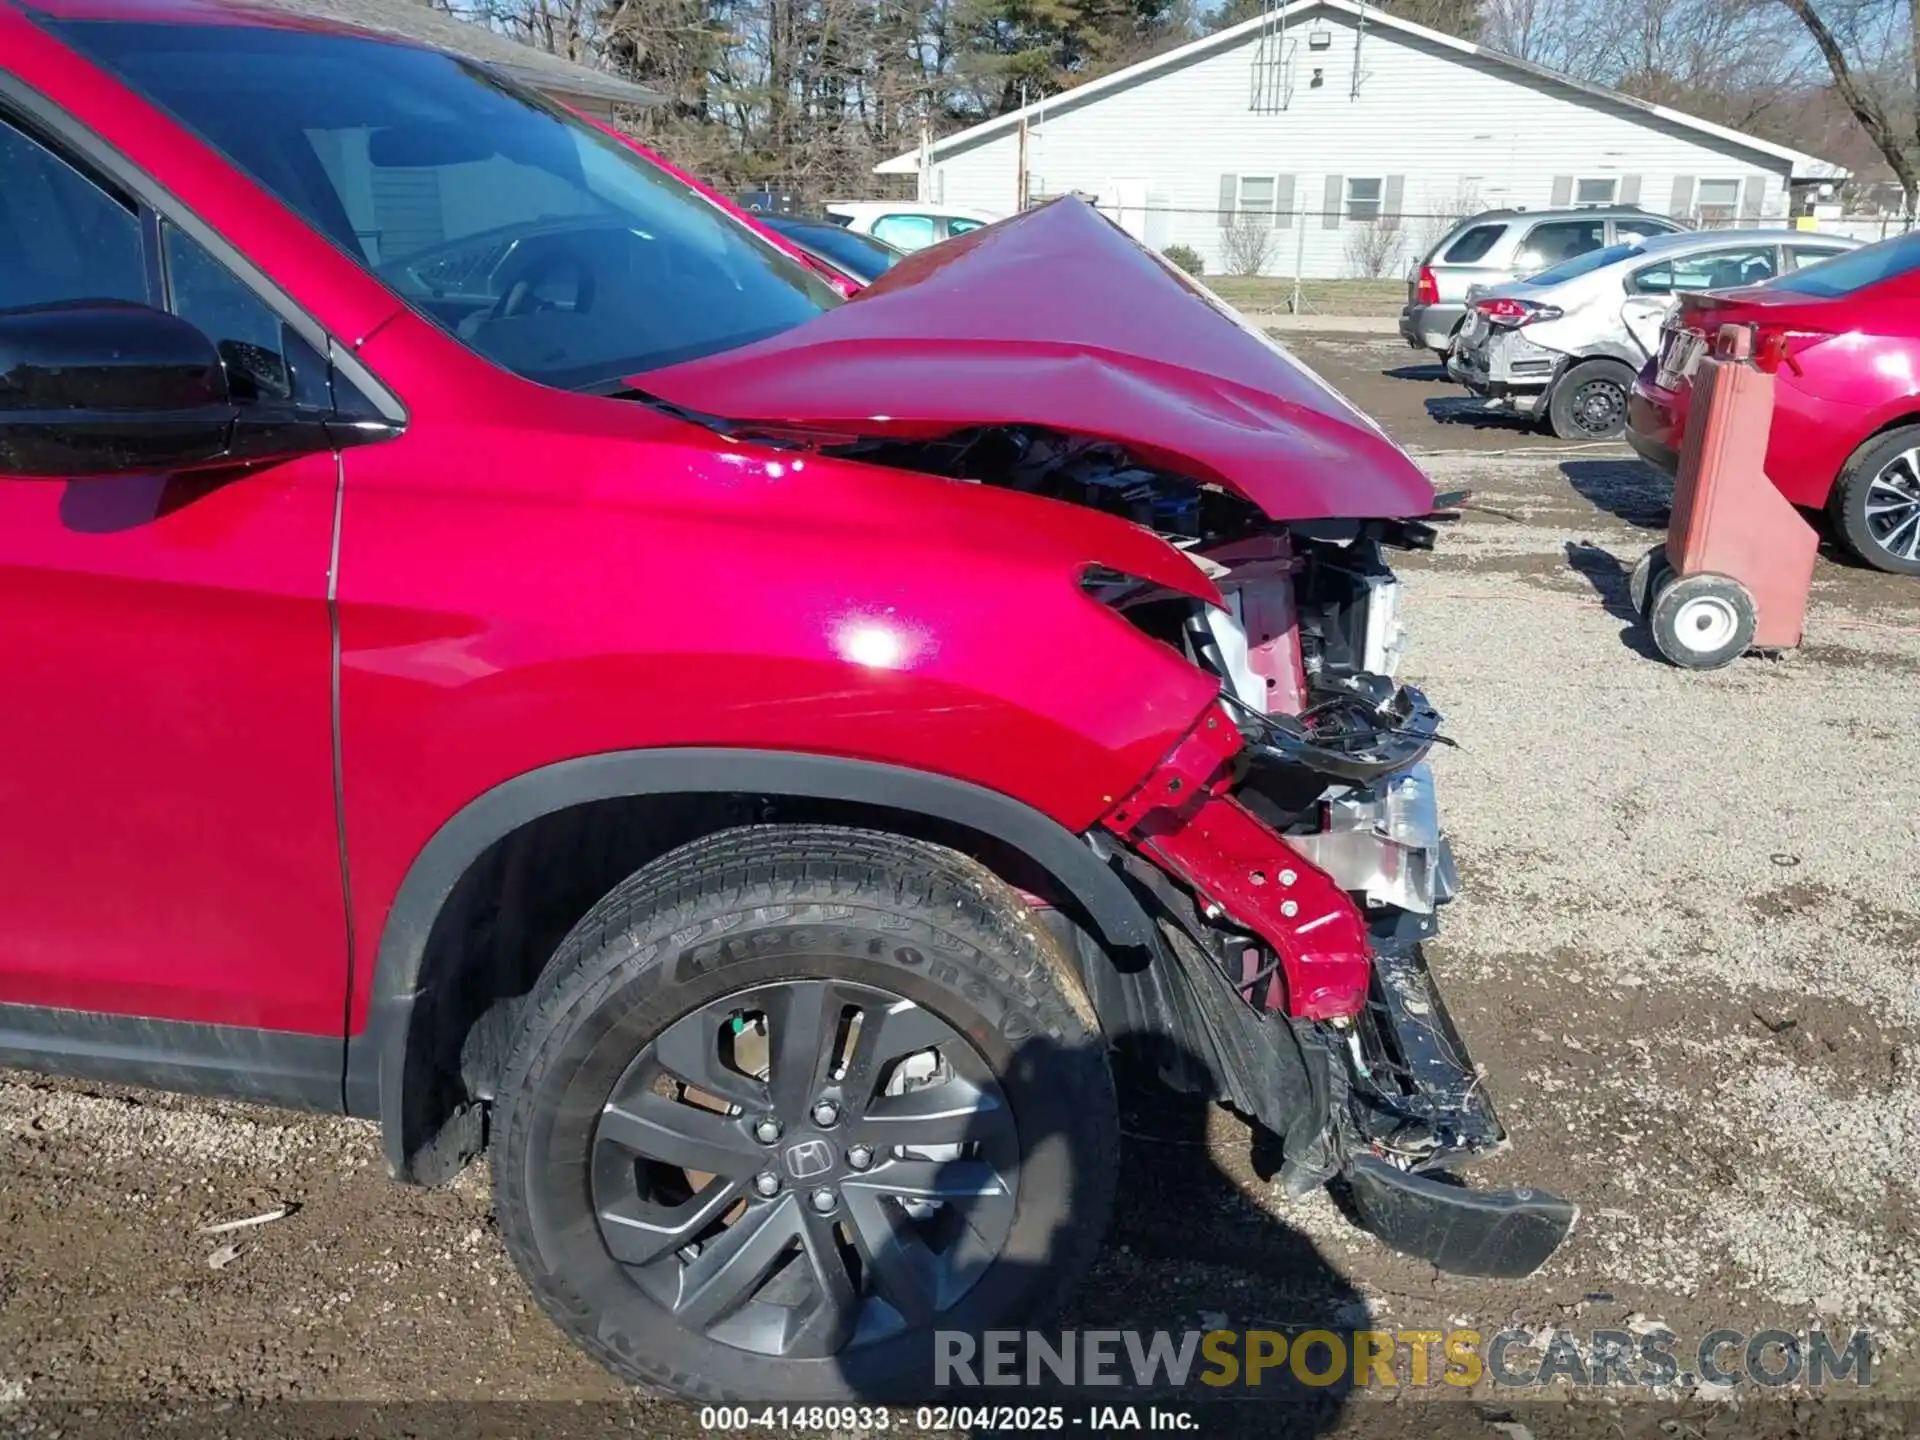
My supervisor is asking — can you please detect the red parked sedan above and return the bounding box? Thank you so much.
[1628,232,1920,573]
[0,0,1572,1401]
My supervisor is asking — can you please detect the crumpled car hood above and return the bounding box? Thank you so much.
[643,196,1435,520]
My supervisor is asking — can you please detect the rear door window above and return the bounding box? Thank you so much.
[1439,224,1505,264]
[1614,217,1679,243]
[871,213,938,249]
[1516,219,1606,272]
[1771,234,1920,296]
[1787,245,1848,272]
[1629,246,1777,295]
[944,217,983,238]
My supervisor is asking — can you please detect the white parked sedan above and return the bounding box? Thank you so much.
[824,201,1004,253]
[1449,227,1860,439]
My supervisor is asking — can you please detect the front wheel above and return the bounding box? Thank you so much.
[1547,358,1636,441]
[490,825,1116,1403]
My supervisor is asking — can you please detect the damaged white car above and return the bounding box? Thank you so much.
[1450,227,1858,440]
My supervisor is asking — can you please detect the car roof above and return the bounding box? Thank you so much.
[1458,205,1667,226]
[1627,227,1857,254]
[825,201,1000,221]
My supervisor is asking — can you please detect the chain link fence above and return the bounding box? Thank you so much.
[1037,201,1919,313]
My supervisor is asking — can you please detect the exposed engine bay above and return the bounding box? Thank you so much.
[837,425,1458,912]
[837,423,1576,1279]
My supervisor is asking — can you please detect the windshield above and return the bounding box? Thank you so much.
[1767,232,1920,298]
[57,22,838,389]
[1527,242,1642,287]
[769,221,904,279]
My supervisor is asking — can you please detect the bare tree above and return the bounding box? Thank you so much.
[1219,214,1277,276]
[1344,216,1406,278]
[1778,0,1919,217]
[1481,0,1550,59]
[1409,180,1484,260]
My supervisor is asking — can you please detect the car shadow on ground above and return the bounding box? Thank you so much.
[1384,362,1448,382]
[827,1029,1362,1436]
[1423,395,1534,431]
[1560,459,1671,528]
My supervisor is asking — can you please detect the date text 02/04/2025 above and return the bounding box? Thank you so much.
[697,1405,1200,1431]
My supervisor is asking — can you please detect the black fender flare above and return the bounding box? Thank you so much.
[346,748,1156,1176]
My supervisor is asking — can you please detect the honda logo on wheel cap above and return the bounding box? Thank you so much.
[783,1138,834,1180]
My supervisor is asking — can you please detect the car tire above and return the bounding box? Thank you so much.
[490,824,1117,1404]
[1829,425,1920,575]
[1649,572,1755,670]
[1547,359,1636,441]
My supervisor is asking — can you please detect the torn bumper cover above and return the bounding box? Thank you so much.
[1098,705,1576,1280]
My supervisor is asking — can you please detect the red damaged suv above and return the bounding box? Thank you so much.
[0,0,1573,1402]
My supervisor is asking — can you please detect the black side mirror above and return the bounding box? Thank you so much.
[0,301,357,479]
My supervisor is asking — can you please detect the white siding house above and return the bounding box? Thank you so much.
[874,0,1843,279]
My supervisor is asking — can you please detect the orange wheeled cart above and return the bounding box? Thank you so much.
[1629,323,1820,669]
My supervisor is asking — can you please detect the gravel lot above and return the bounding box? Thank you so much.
[2,334,1916,1435]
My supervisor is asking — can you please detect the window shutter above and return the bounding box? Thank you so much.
[1549,175,1573,207]
[1742,174,1768,218]
[1619,174,1642,206]
[1669,175,1695,218]
[370,168,446,259]
[1274,174,1297,229]
[1382,174,1405,221]
[1218,174,1237,228]
[1322,174,1343,229]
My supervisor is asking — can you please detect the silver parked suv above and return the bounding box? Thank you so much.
[1400,206,1688,357]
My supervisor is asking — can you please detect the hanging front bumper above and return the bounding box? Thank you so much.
[1097,706,1575,1279]
[1330,928,1577,1277]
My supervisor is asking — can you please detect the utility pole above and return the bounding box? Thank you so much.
[1015,81,1030,211]
[918,112,930,203]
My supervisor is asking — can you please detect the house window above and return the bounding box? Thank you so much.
[1239,176,1277,214]
[1346,177,1382,221]
[1575,177,1618,206]
[1696,178,1741,224]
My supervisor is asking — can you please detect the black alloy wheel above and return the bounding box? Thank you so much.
[1832,427,1920,575]
[490,825,1117,1403]
[590,978,1020,1358]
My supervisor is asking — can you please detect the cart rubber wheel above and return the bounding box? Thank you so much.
[1628,544,1671,619]
[1649,572,1755,670]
